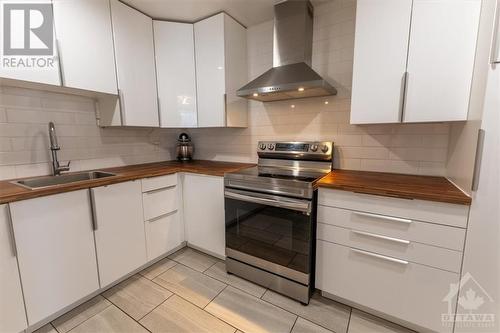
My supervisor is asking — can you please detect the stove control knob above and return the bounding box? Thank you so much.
[267,143,275,150]
[321,145,329,153]
[310,144,319,152]
[259,143,266,150]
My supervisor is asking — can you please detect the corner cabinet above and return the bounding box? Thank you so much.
[0,204,27,333]
[183,174,225,258]
[53,0,118,94]
[108,0,159,127]
[9,190,100,326]
[194,13,248,128]
[91,181,147,287]
[154,21,198,128]
[350,0,481,124]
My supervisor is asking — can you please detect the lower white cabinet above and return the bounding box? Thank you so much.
[91,181,147,287]
[183,173,225,257]
[10,190,100,326]
[0,204,27,333]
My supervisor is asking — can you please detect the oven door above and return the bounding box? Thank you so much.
[225,188,314,283]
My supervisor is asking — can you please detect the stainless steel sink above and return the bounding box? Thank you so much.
[11,171,117,190]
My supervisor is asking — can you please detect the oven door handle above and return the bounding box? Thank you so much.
[224,190,311,214]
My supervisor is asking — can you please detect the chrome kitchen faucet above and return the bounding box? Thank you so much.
[48,122,70,176]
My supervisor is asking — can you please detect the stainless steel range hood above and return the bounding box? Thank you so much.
[237,0,337,102]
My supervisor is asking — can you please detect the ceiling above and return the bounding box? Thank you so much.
[122,0,331,27]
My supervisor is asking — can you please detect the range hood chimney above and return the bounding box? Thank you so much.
[237,0,337,102]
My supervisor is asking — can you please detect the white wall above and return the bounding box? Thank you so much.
[187,0,450,176]
[0,86,177,180]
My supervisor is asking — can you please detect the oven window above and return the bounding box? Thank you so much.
[225,197,312,274]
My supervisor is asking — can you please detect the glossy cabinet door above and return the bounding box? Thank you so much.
[53,0,117,94]
[110,0,159,127]
[403,0,481,122]
[183,174,225,257]
[350,0,412,124]
[0,204,27,333]
[0,0,61,85]
[92,181,147,287]
[194,14,226,127]
[154,21,197,128]
[10,190,99,325]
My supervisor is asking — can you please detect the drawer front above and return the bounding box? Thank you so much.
[318,188,469,228]
[318,205,465,251]
[142,174,177,192]
[316,240,457,333]
[143,186,177,221]
[145,211,183,260]
[318,223,462,273]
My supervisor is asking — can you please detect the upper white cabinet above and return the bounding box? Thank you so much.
[0,0,61,85]
[183,174,225,258]
[350,0,412,124]
[403,0,481,122]
[154,21,197,128]
[194,13,248,128]
[10,190,100,325]
[92,181,147,287]
[0,204,27,333]
[351,0,481,124]
[53,0,117,94]
[110,0,159,127]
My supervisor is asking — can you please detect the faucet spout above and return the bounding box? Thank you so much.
[48,122,70,176]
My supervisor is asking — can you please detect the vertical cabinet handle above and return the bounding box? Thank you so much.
[118,89,126,125]
[223,93,227,127]
[491,0,500,64]
[472,129,485,191]
[399,71,409,122]
[56,39,65,86]
[89,189,98,231]
[6,205,17,257]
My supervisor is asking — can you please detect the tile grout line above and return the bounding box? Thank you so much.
[289,316,299,333]
[59,299,113,333]
[345,307,353,333]
[136,292,175,323]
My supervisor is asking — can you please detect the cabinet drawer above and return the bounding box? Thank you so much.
[143,186,177,221]
[318,205,465,251]
[318,223,462,273]
[316,240,457,333]
[141,174,177,192]
[145,211,183,260]
[318,188,469,228]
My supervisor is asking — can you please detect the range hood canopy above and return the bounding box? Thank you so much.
[237,0,337,102]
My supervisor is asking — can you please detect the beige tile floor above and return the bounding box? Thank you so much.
[35,247,414,333]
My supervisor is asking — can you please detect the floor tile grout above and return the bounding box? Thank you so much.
[345,307,353,333]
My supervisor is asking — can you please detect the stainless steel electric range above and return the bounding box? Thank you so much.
[224,141,333,304]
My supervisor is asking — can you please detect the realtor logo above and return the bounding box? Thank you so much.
[442,272,495,330]
[1,2,55,70]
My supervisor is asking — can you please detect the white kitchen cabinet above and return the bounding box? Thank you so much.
[0,0,61,86]
[0,204,27,333]
[351,0,481,124]
[194,13,248,128]
[350,0,412,124]
[183,173,225,257]
[403,0,481,122]
[10,190,99,325]
[154,21,197,128]
[109,0,159,127]
[92,181,147,287]
[53,0,117,94]
[145,212,183,260]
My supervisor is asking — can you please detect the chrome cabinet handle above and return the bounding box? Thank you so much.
[6,205,17,257]
[352,211,412,225]
[144,185,176,195]
[472,129,485,191]
[351,230,410,245]
[225,190,311,214]
[491,0,500,64]
[351,248,408,265]
[148,210,177,223]
[118,89,126,125]
[56,39,65,86]
[400,71,409,122]
[89,189,98,231]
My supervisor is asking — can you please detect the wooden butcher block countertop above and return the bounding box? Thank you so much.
[317,169,471,205]
[0,160,255,204]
